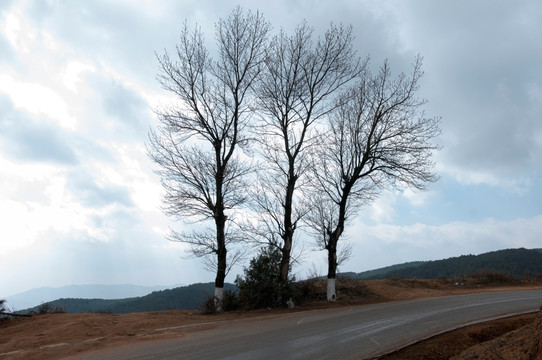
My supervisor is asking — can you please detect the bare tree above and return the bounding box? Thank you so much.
[250,22,360,284]
[148,7,270,310]
[307,56,441,300]
[0,299,31,317]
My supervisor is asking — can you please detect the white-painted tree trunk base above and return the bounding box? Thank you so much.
[286,298,295,309]
[327,278,336,301]
[214,287,224,312]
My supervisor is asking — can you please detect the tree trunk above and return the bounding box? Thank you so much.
[279,170,296,283]
[214,258,226,311]
[213,286,224,311]
[326,278,336,302]
[327,238,338,301]
[325,182,349,301]
[214,252,226,312]
[279,239,291,283]
[214,210,227,312]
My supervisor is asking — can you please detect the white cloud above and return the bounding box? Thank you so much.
[1,10,27,52]
[437,160,534,196]
[63,60,96,92]
[357,191,397,224]
[0,73,76,130]
[401,188,436,207]
[343,215,542,272]
[0,158,86,251]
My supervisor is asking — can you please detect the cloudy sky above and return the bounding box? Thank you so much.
[1,0,541,298]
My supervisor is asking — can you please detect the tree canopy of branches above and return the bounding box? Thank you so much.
[150,7,441,306]
[306,55,441,300]
[148,7,270,309]
[251,22,360,283]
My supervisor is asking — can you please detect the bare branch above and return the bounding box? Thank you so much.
[149,8,270,297]
[305,55,441,298]
[249,21,361,283]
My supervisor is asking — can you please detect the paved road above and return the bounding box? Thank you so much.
[69,290,542,360]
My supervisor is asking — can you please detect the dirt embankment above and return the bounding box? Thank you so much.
[381,309,542,360]
[452,306,542,360]
[1,279,542,360]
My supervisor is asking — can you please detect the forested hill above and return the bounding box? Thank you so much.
[18,249,542,314]
[21,282,237,314]
[340,261,425,280]
[343,248,542,280]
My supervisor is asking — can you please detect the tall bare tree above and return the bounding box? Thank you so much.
[307,56,441,300]
[252,22,360,284]
[148,8,270,309]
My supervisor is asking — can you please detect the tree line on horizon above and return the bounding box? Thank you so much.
[375,248,542,280]
[7,248,541,315]
[148,7,441,309]
[344,248,542,280]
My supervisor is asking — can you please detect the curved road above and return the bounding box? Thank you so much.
[68,290,542,360]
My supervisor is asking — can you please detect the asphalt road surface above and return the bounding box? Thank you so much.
[68,290,542,360]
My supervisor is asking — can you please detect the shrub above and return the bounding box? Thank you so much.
[37,303,65,315]
[200,295,219,315]
[200,290,241,314]
[221,289,240,312]
[472,270,516,285]
[236,245,294,310]
[292,278,326,304]
[38,303,51,314]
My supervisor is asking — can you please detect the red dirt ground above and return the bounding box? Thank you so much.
[1,279,541,360]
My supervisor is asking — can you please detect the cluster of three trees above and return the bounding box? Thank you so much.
[148,8,440,307]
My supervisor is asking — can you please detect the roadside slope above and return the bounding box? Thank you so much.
[452,306,542,360]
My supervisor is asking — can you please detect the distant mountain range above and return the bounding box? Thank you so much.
[6,248,542,314]
[341,248,542,280]
[5,284,180,311]
[18,282,237,314]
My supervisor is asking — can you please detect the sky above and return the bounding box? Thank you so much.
[1,0,541,298]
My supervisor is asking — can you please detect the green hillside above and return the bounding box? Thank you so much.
[19,248,542,314]
[340,261,425,280]
[343,248,542,280]
[22,282,237,314]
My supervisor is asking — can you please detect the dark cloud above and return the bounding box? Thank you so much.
[21,0,181,89]
[18,1,410,91]
[103,80,148,129]
[392,1,542,181]
[0,0,15,10]
[67,170,134,208]
[72,136,116,163]
[66,71,154,143]
[85,75,151,138]
[0,95,79,165]
[446,90,539,174]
